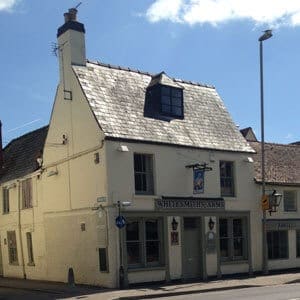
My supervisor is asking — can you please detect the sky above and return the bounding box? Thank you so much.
[0,0,299,146]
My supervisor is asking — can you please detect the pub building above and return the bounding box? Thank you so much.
[0,8,274,288]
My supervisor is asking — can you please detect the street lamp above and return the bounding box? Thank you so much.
[259,29,272,275]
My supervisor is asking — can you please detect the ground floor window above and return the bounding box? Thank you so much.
[7,231,18,265]
[26,232,34,265]
[219,217,247,261]
[297,231,300,258]
[267,230,288,259]
[126,218,164,268]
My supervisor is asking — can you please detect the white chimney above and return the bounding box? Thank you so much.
[57,8,86,91]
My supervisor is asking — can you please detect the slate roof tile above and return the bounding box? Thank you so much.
[0,126,48,184]
[73,61,254,153]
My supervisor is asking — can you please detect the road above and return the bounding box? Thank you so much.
[148,284,300,300]
[0,286,70,300]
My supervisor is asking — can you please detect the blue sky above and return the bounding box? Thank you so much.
[1,0,299,145]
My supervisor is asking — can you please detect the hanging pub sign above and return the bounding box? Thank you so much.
[193,169,204,194]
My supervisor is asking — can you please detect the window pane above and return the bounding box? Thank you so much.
[233,219,242,236]
[162,104,171,114]
[220,161,234,196]
[219,219,228,237]
[161,86,170,96]
[233,238,243,257]
[146,220,158,240]
[172,106,183,116]
[172,89,182,97]
[127,242,141,264]
[220,239,229,258]
[146,241,159,263]
[126,221,139,241]
[162,95,171,105]
[172,97,182,107]
[297,231,300,257]
[284,191,297,211]
[99,248,108,272]
[267,231,288,259]
[134,154,154,194]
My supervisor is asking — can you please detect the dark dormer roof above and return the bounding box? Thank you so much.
[240,127,258,142]
[73,61,254,153]
[148,72,183,89]
[250,141,300,186]
[0,126,48,184]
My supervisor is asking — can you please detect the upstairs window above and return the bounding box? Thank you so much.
[220,161,235,197]
[134,153,154,195]
[2,187,9,214]
[22,178,32,209]
[283,190,297,212]
[161,86,183,118]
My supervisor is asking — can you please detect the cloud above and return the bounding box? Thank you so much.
[0,0,19,11]
[145,0,300,27]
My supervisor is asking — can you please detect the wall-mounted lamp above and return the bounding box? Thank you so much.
[117,145,129,152]
[47,170,59,177]
[244,157,254,163]
[171,217,179,231]
[208,217,215,231]
[269,190,282,214]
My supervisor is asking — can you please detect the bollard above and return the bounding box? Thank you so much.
[68,267,75,287]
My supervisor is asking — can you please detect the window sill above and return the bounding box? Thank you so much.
[128,266,166,272]
[27,262,35,267]
[220,259,248,265]
[133,194,157,199]
[9,262,19,266]
[268,257,289,261]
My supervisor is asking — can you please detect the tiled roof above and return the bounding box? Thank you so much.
[249,141,300,185]
[73,61,254,153]
[0,126,48,184]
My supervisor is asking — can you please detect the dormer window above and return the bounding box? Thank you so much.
[145,72,184,120]
[161,86,183,118]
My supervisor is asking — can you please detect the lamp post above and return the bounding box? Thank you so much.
[259,29,272,275]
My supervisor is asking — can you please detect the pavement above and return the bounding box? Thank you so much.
[1,270,300,299]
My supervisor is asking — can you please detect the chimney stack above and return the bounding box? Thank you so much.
[0,121,3,168]
[57,8,86,88]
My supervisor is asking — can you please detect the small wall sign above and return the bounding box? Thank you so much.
[193,169,204,194]
[171,231,179,246]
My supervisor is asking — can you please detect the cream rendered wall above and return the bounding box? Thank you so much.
[40,67,118,286]
[167,216,182,279]
[257,184,300,270]
[105,141,259,280]
[0,174,48,280]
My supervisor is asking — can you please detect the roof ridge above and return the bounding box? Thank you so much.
[250,140,300,148]
[86,60,215,89]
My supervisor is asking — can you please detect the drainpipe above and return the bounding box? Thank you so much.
[17,180,26,279]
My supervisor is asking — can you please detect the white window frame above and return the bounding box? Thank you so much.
[125,218,164,269]
[219,161,235,197]
[219,217,247,262]
[283,190,297,212]
[22,178,32,209]
[134,153,154,195]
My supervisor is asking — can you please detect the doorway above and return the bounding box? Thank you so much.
[182,217,202,279]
